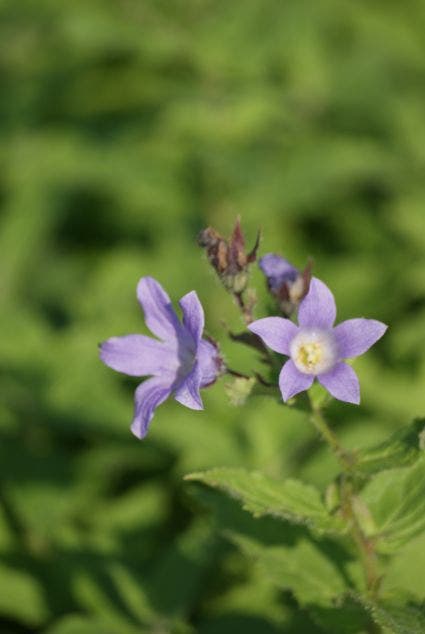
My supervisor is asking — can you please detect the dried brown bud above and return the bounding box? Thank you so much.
[198,217,260,295]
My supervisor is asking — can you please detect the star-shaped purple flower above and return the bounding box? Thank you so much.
[99,277,222,439]
[248,277,387,404]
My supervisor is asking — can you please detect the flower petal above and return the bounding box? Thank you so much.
[131,377,172,439]
[137,276,182,341]
[259,253,298,291]
[174,362,204,410]
[318,362,360,404]
[99,335,177,377]
[248,317,298,355]
[334,319,387,359]
[198,338,221,387]
[298,277,336,329]
[179,290,205,344]
[279,359,314,401]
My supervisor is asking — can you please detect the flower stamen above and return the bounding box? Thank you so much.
[290,329,338,375]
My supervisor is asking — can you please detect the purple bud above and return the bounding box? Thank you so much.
[259,253,312,317]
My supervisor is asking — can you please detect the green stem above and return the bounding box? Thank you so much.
[307,397,381,605]
[308,396,354,471]
[234,291,253,325]
[340,478,381,598]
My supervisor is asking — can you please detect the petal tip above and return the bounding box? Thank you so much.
[130,422,145,440]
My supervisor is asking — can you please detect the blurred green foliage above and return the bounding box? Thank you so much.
[0,0,425,632]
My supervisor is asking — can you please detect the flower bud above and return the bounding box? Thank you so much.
[259,253,312,317]
[198,217,260,295]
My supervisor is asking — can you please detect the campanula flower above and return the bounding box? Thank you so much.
[100,277,223,438]
[248,277,387,404]
[259,253,312,317]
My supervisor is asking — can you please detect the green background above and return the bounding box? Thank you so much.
[0,1,424,632]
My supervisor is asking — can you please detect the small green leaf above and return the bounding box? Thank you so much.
[360,456,425,553]
[355,418,425,476]
[185,468,345,534]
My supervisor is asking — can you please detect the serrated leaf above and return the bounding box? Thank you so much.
[192,485,369,631]
[355,418,425,476]
[360,457,425,553]
[229,533,347,607]
[185,468,344,535]
[361,600,425,634]
[310,598,372,634]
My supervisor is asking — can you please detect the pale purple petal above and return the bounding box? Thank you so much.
[99,335,177,377]
[248,317,298,355]
[334,319,387,359]
[318,362,360,404]
[279,359,314,401]
[174,362,204,410]
[137,277,182,341]
[131,377,172,439]
[198,338,221,387]
[259,254,298,292]
[179,291,204,344]
[298,277,336,329]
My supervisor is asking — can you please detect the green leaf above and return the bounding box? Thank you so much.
[228,533,347,607]
[45,615,141,634]
[0,562,48,627]
[309,598,372,634]
[382,532,425,600]
[185,468,344,535]
[106,563,157,624]
[355,418,425,476]
[361,600,425,634]
[360,457,425,553]
[147,520,218,618]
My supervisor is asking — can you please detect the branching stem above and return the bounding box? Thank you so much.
[234,290,254,325]
[307,396,381,621]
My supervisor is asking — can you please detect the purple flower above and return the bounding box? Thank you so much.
[259,253,312,317]
[99,277,223,439]
[248,277,387,404]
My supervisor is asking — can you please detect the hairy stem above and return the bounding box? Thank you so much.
[234,291,254,325]
[308,396,354,471]
[340,478,381,598]
[307,398,381,607]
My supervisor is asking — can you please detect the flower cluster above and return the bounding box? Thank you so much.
[99,221,387,438]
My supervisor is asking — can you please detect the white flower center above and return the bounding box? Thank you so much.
[290,329,338,375]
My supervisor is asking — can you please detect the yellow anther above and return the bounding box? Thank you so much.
[297,343,323,370]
